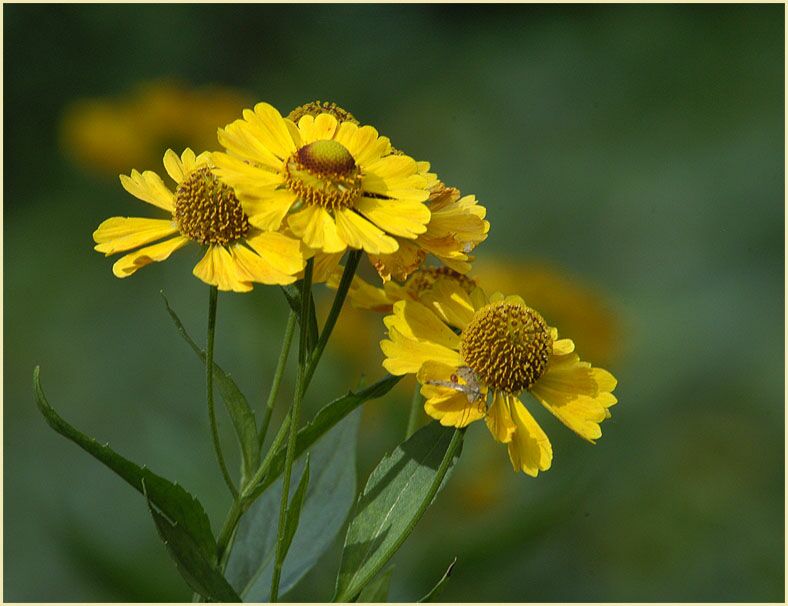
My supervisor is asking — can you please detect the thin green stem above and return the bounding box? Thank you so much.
[405,380,423,438]
[258,311,297,449]
[206,286,238,499]
[303,250,361,390]
[216,499,243,569]
[270,259,313,602]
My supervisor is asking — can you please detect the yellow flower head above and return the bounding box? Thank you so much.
[93,148,306,292]
[370,182,489,283]
[212,102,434,258]
[380,279,618,477]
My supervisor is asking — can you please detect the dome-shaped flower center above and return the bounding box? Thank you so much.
[460,302,553,393]
[285,140,362,211]
[406,267,477,300]
[288,100,359,125]
[174,167,250,246]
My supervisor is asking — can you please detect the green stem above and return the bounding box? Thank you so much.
[258,311,297,449]
[303,250,361,390]
[270,259,313,602]
[216,499,243,569]
[405,380,423,438]
[206,286,238,499]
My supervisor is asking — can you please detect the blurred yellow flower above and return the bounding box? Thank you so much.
[93,148,305,291]
[380,280,618,477]
[213,102,434,259]
[60,80,251,177]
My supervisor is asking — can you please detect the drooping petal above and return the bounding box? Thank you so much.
[506,396,553,477]
[229,242,298,286]
[381,327,463,375]
[112,235,190,278]
[356,197,430,239]
[418,361,486,428]
[384,300,460,350]
[420,278,476,331]
[94,217,178,255]
[334,209,398,255]
[192,245,253,292]
[244,230,307,277]
[287,205,347,254]
[485,391,516,444]
[242,189,298,231]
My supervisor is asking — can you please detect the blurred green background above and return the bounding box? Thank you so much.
[4,4,784,602]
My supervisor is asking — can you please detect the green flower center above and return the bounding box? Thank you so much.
[174,167,250,246]
[285,140,362,211]
[460,302,553,393]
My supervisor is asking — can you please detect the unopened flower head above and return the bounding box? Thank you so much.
[93,148,306,291]
[212,101,434,258]
[380,279,617,476]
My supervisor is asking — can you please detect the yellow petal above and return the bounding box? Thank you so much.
[418,360,486,428]
[245,230,306,276]
[229,242,298,286]
[243,189,297,231]
[297,113,338,144]
[334,123,390,166]
[287,206,347,254]
[162,149,186,183]
[507,396,553,477]
[334,209,398,254]
[112,235,189,278]
[384,300,460,350]
[247,102,297,159]
[192,245,253,292]
[119,169,174,211]
[380,327,463,375]
[218,121,284,171]
[356,197,430,239]
[311,251,344,284]
[369,238,425,283]
[420,278,476,331]
[485,392,516,444]
[94,217,178,255]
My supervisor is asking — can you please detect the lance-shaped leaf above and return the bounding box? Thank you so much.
[162,292,259,481]
[282,456,310,558]
[418,557,457,602]
[33,367,217,561]
[357,567,395,603]
[247,374,401,500]
[334,422,463,602]
[226,410,361,601]
[144,485,241,602]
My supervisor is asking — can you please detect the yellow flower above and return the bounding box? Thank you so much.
[380,279,617,476]
[93,148,306,292]
[212,102,433,257]
[370,182,489,283]
[60,79,251,177]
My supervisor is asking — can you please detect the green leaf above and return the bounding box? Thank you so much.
[162,292,260,481]
[248,374,401,500]
[280,284,318,353]
[282,455,310,558]
[144,486,241,602]
[356,567,395,602]
[225,410,360,601]
[33,367,217,560]
[418,557,457,602]
[334,422,463,602]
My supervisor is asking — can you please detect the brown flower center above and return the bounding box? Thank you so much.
[284,140,362,211]
[460,302,553,393]
[174,167,250,245]
[287,100,359,125]
[405,267,477,299]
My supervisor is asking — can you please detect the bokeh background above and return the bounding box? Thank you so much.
[4,4,784,602]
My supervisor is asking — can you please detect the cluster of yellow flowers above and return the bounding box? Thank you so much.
[93,99,617,477]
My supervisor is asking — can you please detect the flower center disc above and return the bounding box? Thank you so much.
[288,100,359,125]
[460,302,553,393]
[406,267,477,299]
[174,167,250,246]
[285,140,362,211]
